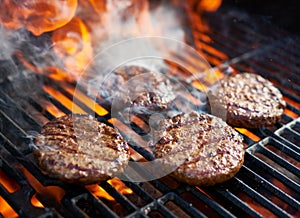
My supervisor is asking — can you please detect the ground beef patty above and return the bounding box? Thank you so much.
[34,114,130,185]
[208,73,286,128]
[100,65,176,114]
[154,112,244,186]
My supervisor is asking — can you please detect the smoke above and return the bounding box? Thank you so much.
[90,0,185,52]
[0,26,16,60]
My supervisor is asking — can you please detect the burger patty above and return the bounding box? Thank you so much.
[154,112,244,186]
[208,73,286,128]
[33,114,130,185]
[100,65,176,114]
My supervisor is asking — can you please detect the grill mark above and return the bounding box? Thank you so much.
[154,112,244,186]
[208,73,286,128]
[34,114,130,185]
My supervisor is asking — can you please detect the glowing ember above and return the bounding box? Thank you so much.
[0,169,20,194]
[196,0,222,12]
[64,85,108,116]
[43,85,86,114]
[45,102,66,118]
[108,178,133,195]
[21,167,66,205]
[52,17,93,76]
[86,184,114,201]
[235,128,260,142]
[188,0,223,42]
[30,194,44,208]
[0,196,18,218]
[86,178,133,201]
[0,0,78,36]
[284,109,298,119]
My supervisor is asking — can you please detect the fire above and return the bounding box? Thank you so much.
[196,0,222,12]
[188,0,223,43]
[31,194,44,208]
[0,169,20,193]
[87,0,106,15]
[86,178,133,201]
[21,167,66,205]
[0,196,18,218]
[43,85,86,114]
[45,102,66,118]
[108,178,133,195]
[64,85,108,116]
[86,184,114,201]
[52,17,93,77]
[235,128,260,142]
[0,0,78,36]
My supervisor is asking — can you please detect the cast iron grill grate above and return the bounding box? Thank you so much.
[0,4,299,218]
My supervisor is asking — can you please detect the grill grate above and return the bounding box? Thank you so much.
[1,4,300,218]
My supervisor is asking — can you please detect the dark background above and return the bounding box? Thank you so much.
[223,0,300,33]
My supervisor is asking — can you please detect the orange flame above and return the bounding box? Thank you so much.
[0,0,78,36]
[187,0,223,43]
[235,128,260,142]
[108,178,133,195]
[86,184,115,201]
[0,196,18,218]
[197,0,222,12]
[44,101,66,118]
[87,0,107,15]
[31,194,44,208]
[64,85,108,116]
[21,167,66,205]
[52,17,93,77]
[43,85,86,114]
[0,169,20,194]
[86,178,133,201]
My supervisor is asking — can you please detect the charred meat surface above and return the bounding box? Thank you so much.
[154,112,244,186]
[100,65,176,114]
[208,73,286,128]
[34,114,130,185]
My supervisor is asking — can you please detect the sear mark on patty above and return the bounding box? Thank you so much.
[154,112,245,186]
[208,72,286,128]
[34,114,130,185]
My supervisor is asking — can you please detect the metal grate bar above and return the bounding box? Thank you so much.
[244,153,300,193]
[122,174,171,201]
[215,188,263,218]
[76,193,120,218]
[171,192,208,218]
[265,52,300,81]
[261,128,299,151]
[232,177,292,218]
[0,90,40,131]
[188,186,234,217]
[258,146,300,178]
[0,142,63,217]
[240,165,300,209]
[285,103,300,117]
[263,137,300,161]
[127,201,175,218]
[252,56,300,90]
[28,98,56,121]
[100,181,138,212]
[157,192,208,218]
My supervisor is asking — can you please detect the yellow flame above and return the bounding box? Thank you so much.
[0,196,18,218]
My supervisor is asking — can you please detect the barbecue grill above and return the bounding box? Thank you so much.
[0,1,299,217]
